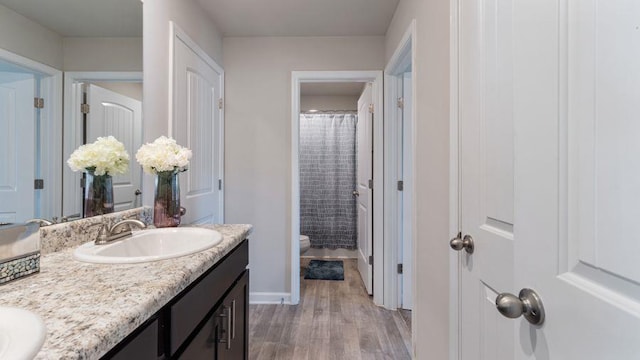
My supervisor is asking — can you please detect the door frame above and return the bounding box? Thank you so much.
[62,71,143,218]
[384,20,417,313]
[291,70,384,306]
[0,48,62,221]
[449,0,461,358]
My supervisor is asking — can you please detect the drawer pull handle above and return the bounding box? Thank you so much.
[217,306,232,350]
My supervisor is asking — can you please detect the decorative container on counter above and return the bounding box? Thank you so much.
[0,223,40,284]
[84,170,114,217]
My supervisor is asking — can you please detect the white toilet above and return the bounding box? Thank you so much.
[300,235,311,255]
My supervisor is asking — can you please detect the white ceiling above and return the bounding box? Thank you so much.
[195,0,400,37]
[0,0,142,37]
[301,82,366,96]
[0,0,397,38]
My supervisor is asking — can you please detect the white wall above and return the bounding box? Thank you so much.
[300,95,358,111]
[143,0,224,207]
[92,82,143,101]
[63,37,142,71]
[0,4,63,69]
[385,0,451,359]
[223,36,385,299]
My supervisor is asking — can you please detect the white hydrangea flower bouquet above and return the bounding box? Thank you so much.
[135,136,192,174]
[67,136,130,175]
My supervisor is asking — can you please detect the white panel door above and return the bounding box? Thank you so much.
[357,83,373,295]
[86,84,142,212]
[511,0,640,358]
[173,33,223,224]
[459,0,640,358]
[0,72,35,223]
[458,0,515,358]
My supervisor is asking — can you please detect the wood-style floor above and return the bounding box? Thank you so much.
[249,258,412,359]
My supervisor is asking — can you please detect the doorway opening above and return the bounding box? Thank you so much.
[0,48,62,223]
[291,71,384,306]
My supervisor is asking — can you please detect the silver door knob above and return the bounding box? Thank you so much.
[449,233,474,254]
[353,190,360,197]
[495,288,545,325]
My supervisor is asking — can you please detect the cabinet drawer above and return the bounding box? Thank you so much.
[105,318,158,360]
[170,240,248,355]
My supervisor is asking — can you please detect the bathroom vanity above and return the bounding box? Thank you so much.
[0,220,252,359]
[105,240,248,359]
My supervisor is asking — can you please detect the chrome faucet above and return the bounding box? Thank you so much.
[26,218,55,227]
[94,219,147,245]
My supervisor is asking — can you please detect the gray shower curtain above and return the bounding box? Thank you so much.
[299,112,357,249]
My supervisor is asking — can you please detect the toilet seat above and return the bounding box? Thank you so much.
[300,235,310,255]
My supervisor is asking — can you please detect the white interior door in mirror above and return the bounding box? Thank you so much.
[86,84,142,212]
[172,30,223,225]
[0,72,35,223]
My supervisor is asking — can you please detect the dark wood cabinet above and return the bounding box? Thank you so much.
[102,240,249,360]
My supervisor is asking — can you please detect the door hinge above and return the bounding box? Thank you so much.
[368,103,374,114]
[368,179,373,189]
[397,180,404,191]
[81,103,90,114]
[218,98,223,110]
[34,98,44,109]
[368,255,373,265]
[34,179,44,190]
[218,179,222,190]
[397,263,403,274]
[397,97,404,109]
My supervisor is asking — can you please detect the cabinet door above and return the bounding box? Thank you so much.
[178,271,248,360]
[217,272,248,360]
[177,312,218,360]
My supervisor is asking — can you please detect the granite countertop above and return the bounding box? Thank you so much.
[0,224,252,359]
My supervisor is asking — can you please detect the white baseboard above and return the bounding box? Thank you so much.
[249,292,292,305]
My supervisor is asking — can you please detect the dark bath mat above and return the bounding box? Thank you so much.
[304,260,344,281]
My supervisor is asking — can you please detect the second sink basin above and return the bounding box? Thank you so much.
[0,306,46,359]
[74,227,223,264]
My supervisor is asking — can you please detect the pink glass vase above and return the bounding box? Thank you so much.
[153,171,181,227]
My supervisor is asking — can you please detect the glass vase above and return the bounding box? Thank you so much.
[84,171,114,217]
[154,171,181,228]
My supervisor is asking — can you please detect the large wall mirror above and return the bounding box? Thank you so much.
[0,0,142,224]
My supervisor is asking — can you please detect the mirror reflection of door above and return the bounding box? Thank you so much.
[82,83,142,213]
[0,71,35,223]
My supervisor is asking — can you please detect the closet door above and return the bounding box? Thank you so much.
[356,84,373,295]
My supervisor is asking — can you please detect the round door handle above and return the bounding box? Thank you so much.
[495,288,545,326]
[449,233,474,254]
[353,190,360,197]
[134,189,142,196]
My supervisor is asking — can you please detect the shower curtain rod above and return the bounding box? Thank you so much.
[300,110,357,114]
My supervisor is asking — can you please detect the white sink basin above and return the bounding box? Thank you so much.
[73,228,223,264]
[0,306,46,359]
